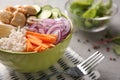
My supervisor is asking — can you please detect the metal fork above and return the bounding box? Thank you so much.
[81,70,101,80]
[41,51,104,80]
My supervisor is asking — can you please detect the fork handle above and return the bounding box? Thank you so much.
[40,67,84,80]
[64,67,84,77]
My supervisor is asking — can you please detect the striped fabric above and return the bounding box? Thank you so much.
[0,47,100,80]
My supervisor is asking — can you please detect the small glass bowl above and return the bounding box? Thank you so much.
[65,0,118,32]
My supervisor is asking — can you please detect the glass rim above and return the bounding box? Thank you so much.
[65,0,118,21]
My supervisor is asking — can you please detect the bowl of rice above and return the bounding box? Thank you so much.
[0,5,73,72]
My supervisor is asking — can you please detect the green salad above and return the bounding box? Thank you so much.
[69,0,112,29]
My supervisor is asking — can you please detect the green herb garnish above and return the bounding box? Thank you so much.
[113,45,120,55]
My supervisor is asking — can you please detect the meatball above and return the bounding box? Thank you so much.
[17,5,37,16]
[24,5,37,15]
[10,11,26,27]
[5,6,17,13]
[0,10,13,24]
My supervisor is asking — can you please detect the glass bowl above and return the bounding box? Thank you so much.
[65,0,118,32]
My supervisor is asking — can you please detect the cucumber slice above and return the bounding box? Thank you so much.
[38,10,52,19]
[42,5,52,10]
[51,8,61,18]
[38,5,52,19]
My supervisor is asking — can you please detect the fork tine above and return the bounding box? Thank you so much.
[84,53,103,70]
[82,52,102,68]
[85,53,104,71]
[80,51,100,66]
[88,55,104,70]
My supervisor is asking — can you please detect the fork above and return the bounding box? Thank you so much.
[41,51,104,80]
[81,70,101,80]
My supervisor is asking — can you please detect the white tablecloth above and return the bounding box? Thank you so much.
[0,48,100,80]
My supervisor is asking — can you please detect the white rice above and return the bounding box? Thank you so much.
[0,28,26,52]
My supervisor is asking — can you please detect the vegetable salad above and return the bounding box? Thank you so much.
[0,5,71,52]
[69,0,113,29]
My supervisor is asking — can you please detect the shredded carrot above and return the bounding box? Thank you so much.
[26,31,57,43]
[26,39,34,52]
[34,45,41,52]
[39,43,49,51]
[38,35,57,43]
[25,31,57,52]
[27,35,42,46]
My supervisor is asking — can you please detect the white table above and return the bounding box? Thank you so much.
[68,0,120,80]
[0,0,120,80]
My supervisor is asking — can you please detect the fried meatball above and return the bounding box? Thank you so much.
[17,5,37,16]
[10,11,26,27]
[5,6,17,13]
[0,10,13,24]
[17,6,27,15]
[24,5,37,15]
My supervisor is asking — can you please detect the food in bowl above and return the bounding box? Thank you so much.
[65,0,117,32]
[0,23,15,37]
[0,5,73,72]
